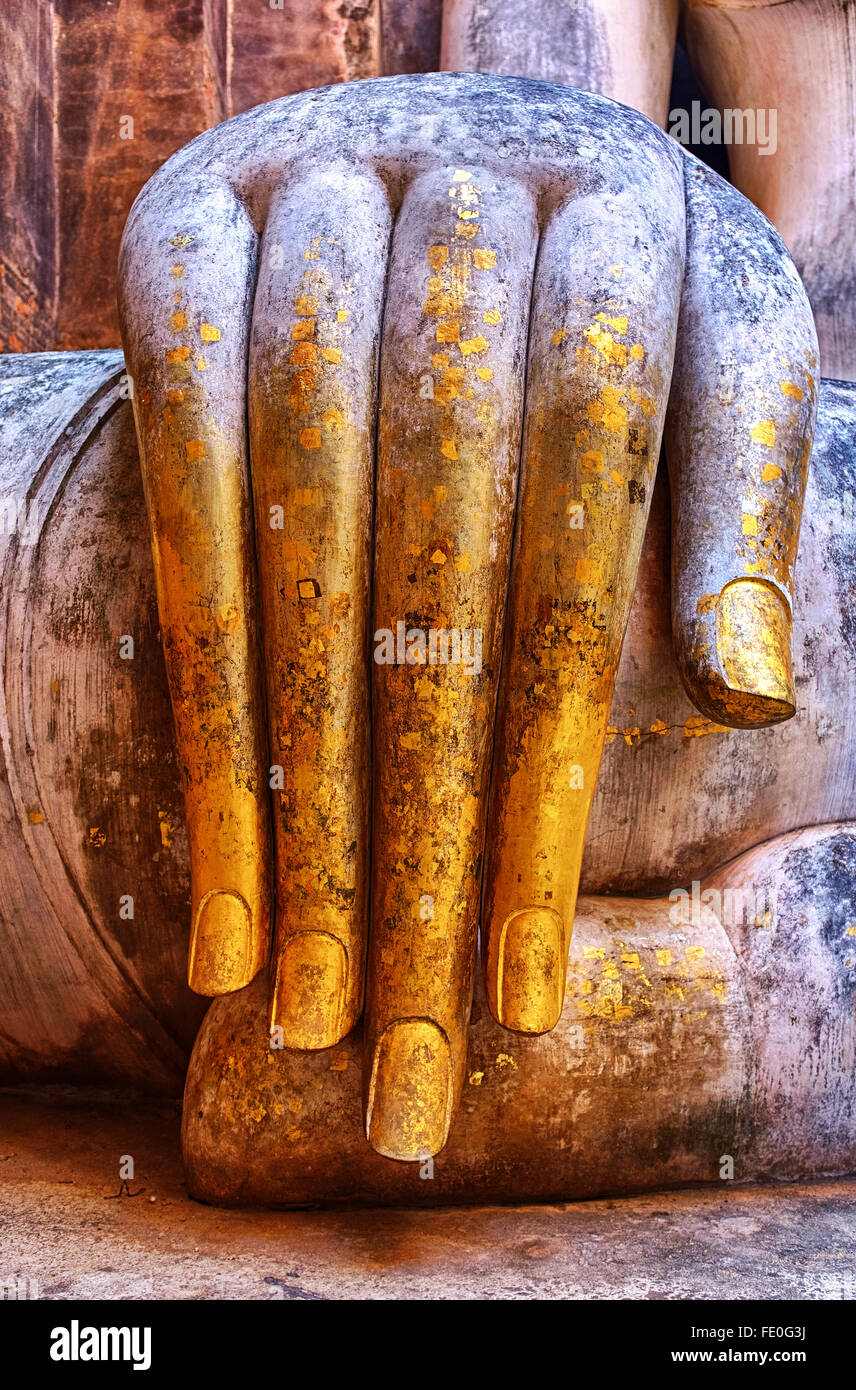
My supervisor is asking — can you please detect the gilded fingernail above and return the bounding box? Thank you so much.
[495,906,564,1033]
[271,931,347,1050]
[716,578,795,724]
[366,1019,452,1161]
[188,889,252,995]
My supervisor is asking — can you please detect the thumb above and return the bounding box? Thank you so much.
[665,159,818,728]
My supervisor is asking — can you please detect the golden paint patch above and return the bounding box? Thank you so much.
[656,949,671,967]
[780,381,804,400]
[630,344,645,360]
[452,169,472,182]
[432,352,450,369]
[440,439,457,460]
[428,244,449,270]
[291,342,317,365]
[742,513,758,536]
[584,323,627,366]
[300,428,322,450]
[170,233,193,248]
[595,313,628,334]
[460,335,488,355]
[185,439,205,461]
[588,386,627,433]
[166,345,190,364]
[575,557,601,584]
[292,319,315,341]
[171,311,187,331]
[321,347,342,364]
[750,419,776,447]
[337,309,349,322]
[167,389,185,404]
[322,407,346,433]
[684,715,729,738]
[696,593,717,614]
[650,719,669,736]
[686,945,706,963]
[456,221,478,238]
[437,320,460,343]
[431,549,447,565]
[762,463,783,482]
[294,295,318,316]
[28,810,45,824]
[200,323,221,342]
[473,249,497,270]
[476,366,493,381]
[171,264,184,276]
[581,450,604,474]
[483,309,501,326]
[216,604,240,634]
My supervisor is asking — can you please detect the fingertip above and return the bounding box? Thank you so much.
[188,889,257,995]
[490,906,565,1035]
[269,930,350,1051]
[365,1018,453,1162]
[681,578,796,729]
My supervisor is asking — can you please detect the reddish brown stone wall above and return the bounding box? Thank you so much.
[52,0,230,349]
[0,0,396,354]
[230,0,381,114]
[0,0,58,353]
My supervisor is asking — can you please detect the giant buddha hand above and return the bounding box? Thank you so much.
[118,73,817,1161]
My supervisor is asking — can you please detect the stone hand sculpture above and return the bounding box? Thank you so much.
[118,73,817,1162]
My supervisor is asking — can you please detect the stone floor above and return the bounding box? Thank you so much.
[1,1087,853,1300]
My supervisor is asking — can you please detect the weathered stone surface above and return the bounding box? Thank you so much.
[382,0,442,74]
[231,0,381,114]
[0,0,388,354]
[0,0,57,354]
[685,0,856,381]
[52,0,230,349]
[0,351,204,1093]
[3,1086,855,1297]
[441,0,680,124]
